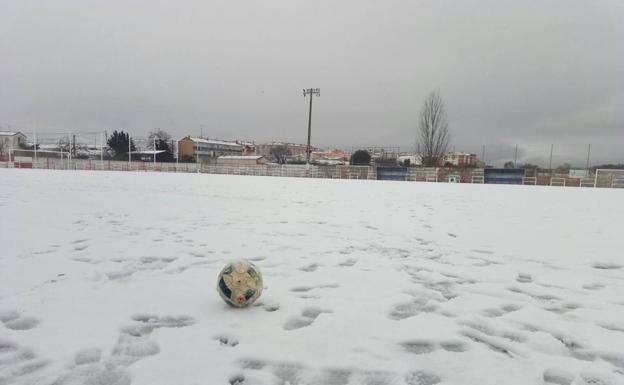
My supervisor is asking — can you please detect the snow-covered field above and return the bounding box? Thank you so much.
[1,169,623,385]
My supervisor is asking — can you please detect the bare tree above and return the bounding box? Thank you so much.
[148,129,172,152]
[417,90,450,167]
[270,144,291,164]
[0,140,5,156]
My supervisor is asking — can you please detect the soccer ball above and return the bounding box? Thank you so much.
[217,260,263,307]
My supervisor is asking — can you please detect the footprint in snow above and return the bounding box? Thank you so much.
[543,368,574,385]
[338,259,357,267]
[592,262,621,270]
[300,263,320,272]
[481,303,522,318]
[0,310,40,330]
[405,370,441,385]
[289,283,339,292]
[283,306,332,331]
[52,314,195,385]
[400,340,470,354]
[214,334,239,347]
[516,272,533,283]
[0,339,48,383]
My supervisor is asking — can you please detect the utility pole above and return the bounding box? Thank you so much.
[34,127,37,166]
[514,144,518,168]
[68,132,72,168]
[586,144,591,173]
[549,144,554,175]
[153,136,156,165]
[481,145,485,164]
[100,132,104,169]
[303,88,320,164]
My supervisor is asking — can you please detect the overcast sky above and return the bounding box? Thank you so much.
[1,0,622,166]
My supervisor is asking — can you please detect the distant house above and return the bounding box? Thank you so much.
[135,150,173,162]
[256,142,318,163]
[397,154,422,166]
[241,142,256,156]
[217,155,267,167]
[311,149,348,164]
[443,152,479,167]
[0,131,27,154]
[177,136,243,163]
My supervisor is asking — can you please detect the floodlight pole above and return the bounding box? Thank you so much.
[100,132,104,170]
[34,128,37,166]
[303,88,320,164]
[68,132,72,169]
[549,144,554,175]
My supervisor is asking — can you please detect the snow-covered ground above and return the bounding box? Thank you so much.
[1,169,623,385]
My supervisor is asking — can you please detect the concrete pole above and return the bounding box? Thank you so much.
[101,132,104,169]
[68,133,72,169]
[34,127,37,166]
[549,144,554,175]
[306,93,313,164]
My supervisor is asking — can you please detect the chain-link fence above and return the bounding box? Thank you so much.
[1,158,622,188]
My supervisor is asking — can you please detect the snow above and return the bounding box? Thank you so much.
[188,137,242,147]
[1,169,623,385]
[219,156,265,160]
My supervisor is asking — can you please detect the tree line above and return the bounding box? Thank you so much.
[351,89,449,166]
[107,129,177,162]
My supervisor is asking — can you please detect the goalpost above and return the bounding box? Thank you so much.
[595,169,624,188]
[7,149,69,169]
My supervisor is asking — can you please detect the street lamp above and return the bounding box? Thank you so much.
[303,88,320,164]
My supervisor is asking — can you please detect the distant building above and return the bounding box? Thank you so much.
[443,152,479,167]
[241,142,256,156]
[0,131,27,154]
[135,150,174,162]
[256,142,319,163]
[311,149,348,164]
[177,136,243,163]
[217,155,267,167]
[356,147,400,165]
[397,154,422,166]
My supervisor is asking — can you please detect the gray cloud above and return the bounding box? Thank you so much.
[1,0,622,167]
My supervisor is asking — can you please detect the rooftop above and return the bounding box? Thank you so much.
[0,131,24,137]
[136,150,167,155]
[187,137,242,147]
[218,155,264,160]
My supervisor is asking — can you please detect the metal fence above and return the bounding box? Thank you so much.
[1,159,622,188]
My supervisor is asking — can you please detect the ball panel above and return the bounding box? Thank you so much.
[218,277,232,299]
[217,260,263,308]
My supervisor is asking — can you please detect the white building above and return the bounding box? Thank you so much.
[0,131,27,154]
[397,154,422,166]
[177,136,243,163]
[217,155,267,167]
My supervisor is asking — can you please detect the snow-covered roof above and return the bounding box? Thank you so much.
[0,131,24,137]
[218,155,264,160]
[187,137,242,147]
[136,150,166,155]
[38,144,60,150]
